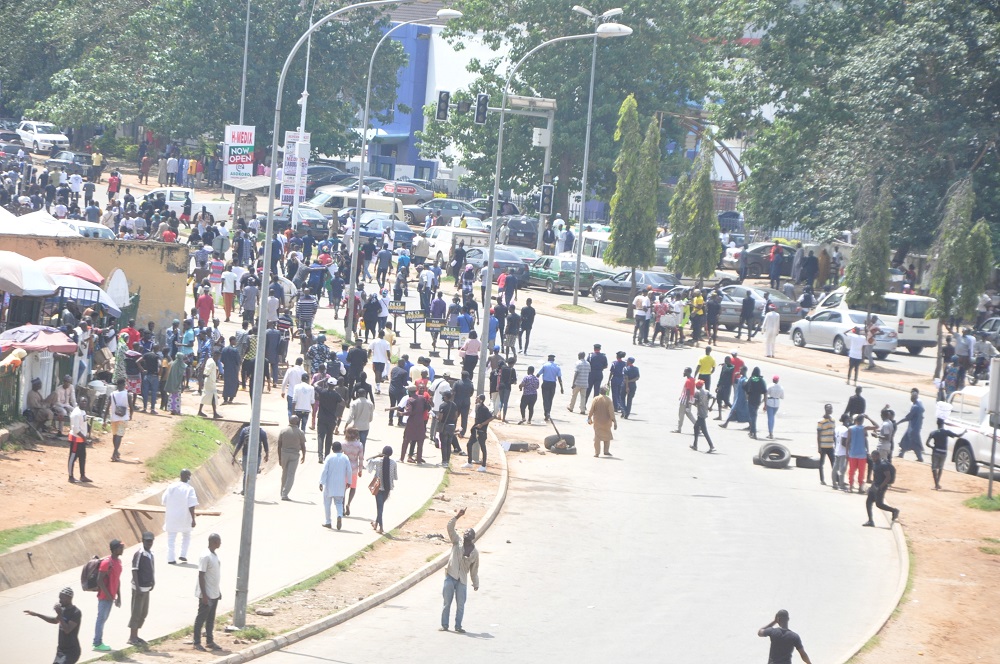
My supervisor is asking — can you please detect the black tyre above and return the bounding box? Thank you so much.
[546,279,557,294]
[954,442,979,475]
[792,329,806,347]
[752,455,763,466]
[593,286,605,302]
[906,346,923,356]
[747,263,762,279]
[758,443,791,469]
[875,351,889,360]
[794,456,822,469]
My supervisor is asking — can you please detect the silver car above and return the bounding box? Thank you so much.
[382,180,434,205]
[789,310,898,359]
[721,285,802,332]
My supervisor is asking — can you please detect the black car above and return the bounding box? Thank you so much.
[305,165,346,197]
[497,215,539,248]
[463,246,530,283]
[0,143,22,161]
[47,150,93,176]
[259,206,330,240]
[591,270,683,304]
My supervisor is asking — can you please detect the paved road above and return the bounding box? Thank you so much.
[255,297,905,664]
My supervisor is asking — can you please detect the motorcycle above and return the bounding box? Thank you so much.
[966,353,991,386]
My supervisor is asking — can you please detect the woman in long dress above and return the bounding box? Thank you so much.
[197,351,221,418]
[587,386,617,457]
[164,353,186,415]
[720,366,750,427]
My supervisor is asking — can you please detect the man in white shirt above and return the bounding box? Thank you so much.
[281,357,307,419]
[631,292,649,345]
[109,377,131,462]
[161,469,199,564]
[845,327,867,385]
[194,533,222,651]
[74,320,93,386]
[761,305,781,358]
[319,441,352,530]
[369,330,392,395]
[220,267,238,323]
[344,388,375,447]
[51,374,77,436]
[292,373,315,433]
[67,396,90,483]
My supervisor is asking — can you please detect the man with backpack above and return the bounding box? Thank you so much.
[91,538,124,652]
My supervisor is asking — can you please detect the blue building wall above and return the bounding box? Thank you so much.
[368,23,436,181]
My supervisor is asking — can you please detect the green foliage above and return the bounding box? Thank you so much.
[965,495,1000,512]
[0,521,72,553]
[844,181,892,311]
[669,148,721,282]
[929,179,978,321]
[145,416,228,483]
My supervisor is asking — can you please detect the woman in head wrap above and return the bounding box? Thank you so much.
[366,446,398,534]
[164,352,187,415]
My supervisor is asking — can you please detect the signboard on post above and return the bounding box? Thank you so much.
[404,310,425,348]
[388,300,406,315]
[281,130,310,206]
[224,125,255,180]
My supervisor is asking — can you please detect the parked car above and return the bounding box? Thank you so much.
[382,180,434,205]
[305,187,404,220]
[788,310,898,359]
[146,187,232,221]
[722,240,804,278]
[497,215,539,248]
[327,176,387,194]
[47,150,93,176]
[462,247,530,283]
[975,317,1000,346]
[359,216,415,249]
[403,198,485,226]
[813,287,936,355]
[720,284,801,332]
[61,219,116,240]
[0,143,23,160]
[591,270,682,304]
[470,198,521,216]
[257,206,330,239]
[0,130,20,144]
[940,386,998,475]
[661,286,751,329]
[422,226,489,264]
[305,165,347,197]
[528,256,594,294]
[17,121,69,152]
[497,244,540,266]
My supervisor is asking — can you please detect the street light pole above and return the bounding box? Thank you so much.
[233,0,416,630]
[475,22,632,396]
[571,6,624,306]
[346,8,462,343]
[239,0,251,124]
[290,0,319,231]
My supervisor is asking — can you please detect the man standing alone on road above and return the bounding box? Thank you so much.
[761,305,781,358]
[440,508,480,633]
[863,449,900,527]
[757,609,812,663]
[538,354,563,422]
[926,418,966,490]
[587,386,617,457]
[193,534,222,652]
[816,404,837,487]
[127,531,155,646]
[161,469,198,564]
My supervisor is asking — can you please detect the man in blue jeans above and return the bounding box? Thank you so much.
[139,345,162,414]
[92,539,124,652]
[440,508,480,633]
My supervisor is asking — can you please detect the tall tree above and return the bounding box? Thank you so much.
[844,180,892,314]
[669,147,720,285]
[606,104,659,316]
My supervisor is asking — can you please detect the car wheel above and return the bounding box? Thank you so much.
[747,264,762,279]
[580,289,589,296]
[954,444,978,475]
[546,279,557,294]
[593,286,605,302]
[833,336,847,355]
[792,329,806,347]
[32,141,38,153]
[723,324,735,331]
[436,252,444,264]
[875,351,889,360]
[404,211,415,224]
[906,346,923,356]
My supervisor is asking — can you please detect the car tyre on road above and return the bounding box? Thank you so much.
[906,346,923,356]
[546,279,557,294]
[954,442,978,475]
[833,336,847,355]
[593,285,605,302]
[792,329,806,347]
[758,443,791,469]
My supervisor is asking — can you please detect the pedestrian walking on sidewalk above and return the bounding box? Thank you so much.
[24,587,82,664]
[342,427,365,515]
[320,441,352,530]
[127,532,155,646]
[758,609,812,663]
[587,386,617,457]
[863,450,900,527]
[367,447,398,534]
[278,416,307,500]
[92,539,124,652]
[161,469,198,564]
[690,380,715,452]
[193,534,222,652]
[440,508,480,633]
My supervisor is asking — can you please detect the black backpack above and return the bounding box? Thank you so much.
[81,555,103,592]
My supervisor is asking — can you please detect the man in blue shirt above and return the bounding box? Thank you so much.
[538,354,563,421]
[457,309,474,334]
[897,388,925,462]
[608,351,627,413]
[847,414,870,493]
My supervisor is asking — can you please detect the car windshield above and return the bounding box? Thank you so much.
[646,273,676,286]
[848,313,887,326]
[307,192,331,206]
[754,287,794,302]
[494,250,520,262]
[36,123,58,133]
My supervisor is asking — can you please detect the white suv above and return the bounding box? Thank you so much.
[939,386,998,476]
[17,121,69,152]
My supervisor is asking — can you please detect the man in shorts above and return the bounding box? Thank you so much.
[109,378,132,462]
[926,418,966,490]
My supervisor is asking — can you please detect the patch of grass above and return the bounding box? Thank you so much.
[0,520,72,553]
[232,626,272,641]
[979,546,1000,556]
[964,494,1000,511]
[268,542,377,600]
[555,303,594,315]
[426,553,439,562]
[145,416,228,483]
[616,317,634,325]
[983,537,1000,544]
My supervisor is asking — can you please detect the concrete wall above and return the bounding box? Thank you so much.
[0,235,188,331]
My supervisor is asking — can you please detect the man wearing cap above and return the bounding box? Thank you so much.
[762,304,781,358]
[609,351,627,413]
[127,532,155,646]
[586,344,608,402]
[623,357,640,419]
[92,538,124,652]
[24,586,82,664]
[538,354,564,421]
[440,507,480,633]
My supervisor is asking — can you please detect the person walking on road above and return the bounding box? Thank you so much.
[674,368,697,434]
[92,539,124,652]
[622,357,640,419]
[196,350,221,419]
[193,533,222,652]
[897,388,925,461]
[367,447,398,534]
[161,469,198,564]
[690,380,715,452]
[538,355,563,422]
[587,386,617,457]
[127,531,155,646]
[278,416,307,500]
[567,351,591,414]
[320,441,352,530]
[757,609,812,663]
[863,450,900,527]
[342,427,365,515]
[517,365,539,425]
[696,346,716,391]
[926,418,966,490]
[761,304,780,358]
[764,375,784,439]
[344,387,375,448]
[440,508,480,633]
[585,343,608,401]
[464,394,493,472]
[714,356,734,419]
[609,351,627,412]
[744,367,768,440]
[816,405,837,487]
[25,586,82,663]
[844,386,866,420]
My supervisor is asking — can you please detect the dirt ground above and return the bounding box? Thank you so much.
[112,439,502,663]
[0,412,201,533]
[850,459,1000,664]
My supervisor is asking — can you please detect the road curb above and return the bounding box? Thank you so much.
[835,522,910,664]
[213,434,510,664]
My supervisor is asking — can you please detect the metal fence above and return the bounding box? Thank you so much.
[0,366,22,426]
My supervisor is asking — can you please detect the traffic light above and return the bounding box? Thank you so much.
[538,184,554,215]
[435,91,450,122]
[474,93,489,125]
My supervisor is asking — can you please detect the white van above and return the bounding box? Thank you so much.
[423,227,489,264]
[815,287,937,355]
[302,186,404,219]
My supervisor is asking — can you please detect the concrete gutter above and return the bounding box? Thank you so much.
[213,434,510,664]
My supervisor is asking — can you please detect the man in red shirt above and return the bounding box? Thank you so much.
[92,538,124,651]
[162,227,177,243]
[121,320,141,350]
[196,288,215,328]
[729,351,745,384]
[674,367,697,434]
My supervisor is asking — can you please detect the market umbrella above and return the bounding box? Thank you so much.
[0,251,58,297]
[35,257,104,285]
[0,324,77,353]
[49,274,122,318]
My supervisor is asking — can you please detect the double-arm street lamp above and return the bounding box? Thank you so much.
[475,20,633,395]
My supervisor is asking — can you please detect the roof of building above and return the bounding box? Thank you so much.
[389,1,451,25]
